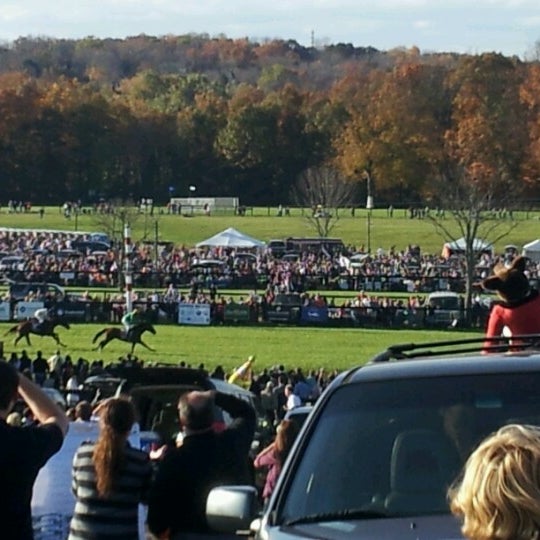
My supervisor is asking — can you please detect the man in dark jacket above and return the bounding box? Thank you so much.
[0,362,69,540]
[147,390,256,538]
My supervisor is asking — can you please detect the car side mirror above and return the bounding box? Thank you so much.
[206,485,259,535]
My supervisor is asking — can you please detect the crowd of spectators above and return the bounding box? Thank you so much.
[4,227,540,330]
[3,347,334,426]
[2,227,540,297]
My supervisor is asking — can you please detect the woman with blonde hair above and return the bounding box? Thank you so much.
[69,398,152,539]
[449,424,540,540]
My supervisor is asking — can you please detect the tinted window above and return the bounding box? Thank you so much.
[279,372,540,522]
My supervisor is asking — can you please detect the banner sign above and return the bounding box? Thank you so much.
[267,305,300,324]
[15,301,44,320]
[301,305,329,324]
[178,303,211,325]
[224,304,250,323]
[54,301,89,322]
[0,301,10,321]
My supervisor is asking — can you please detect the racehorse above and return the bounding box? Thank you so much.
[92,322,156,353]
[5,318,71,347]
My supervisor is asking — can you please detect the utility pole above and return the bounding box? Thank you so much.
[361,162,374,254]
[366,173,373,254]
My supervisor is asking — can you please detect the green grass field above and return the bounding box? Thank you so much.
[0,206,511,374]
[0,322,480,374]
[1,206,539,254]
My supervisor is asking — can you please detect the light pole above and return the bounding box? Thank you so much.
[188,185,196,216]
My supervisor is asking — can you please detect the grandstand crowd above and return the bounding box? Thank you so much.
[2,227,540,295]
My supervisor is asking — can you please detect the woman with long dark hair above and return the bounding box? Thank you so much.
[254,419,300,504]
[69,398,152,539]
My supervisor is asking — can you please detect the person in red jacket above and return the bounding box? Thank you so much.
[481,256,540,351]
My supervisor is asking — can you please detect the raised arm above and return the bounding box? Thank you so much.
[18,373,69,436]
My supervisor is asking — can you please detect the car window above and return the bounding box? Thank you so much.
[128,384,227,442]
[285,408,312,430]
[279,372,540,522]
[428,295,460,310]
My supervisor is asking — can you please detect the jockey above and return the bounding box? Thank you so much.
[32,307,50,330]
[121,307,141,339]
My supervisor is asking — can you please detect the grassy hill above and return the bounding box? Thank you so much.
[1,206,539,254]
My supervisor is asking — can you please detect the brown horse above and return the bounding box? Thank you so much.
[5,318,71,347]
[92,322,156,353]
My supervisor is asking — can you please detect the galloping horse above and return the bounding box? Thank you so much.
[92,322,156,353]
[5,318,71,347]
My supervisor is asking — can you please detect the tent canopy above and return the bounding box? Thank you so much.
[442,237,493,258]
[196,227,266,248]
[522,239,540,262]
[523,239,540,251]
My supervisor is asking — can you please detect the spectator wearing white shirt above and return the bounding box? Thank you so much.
[65,374,81,408]
[48,350,63,377]
[285,384,301,411]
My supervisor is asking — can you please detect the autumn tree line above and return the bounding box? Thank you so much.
[0,34,539,206]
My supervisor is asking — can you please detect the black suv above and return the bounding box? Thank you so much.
[206,335,540,540]
[82,364,257,446]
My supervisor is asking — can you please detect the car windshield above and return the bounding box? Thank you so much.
[430,296,459,310]
[279,371,540,523]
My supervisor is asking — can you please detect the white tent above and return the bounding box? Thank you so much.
[522,239,540,262]
[196,227,266,249]
[442,237,493,258]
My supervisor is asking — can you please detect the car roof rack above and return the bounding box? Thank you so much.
[369,334,540,363]
[100,363,211,389]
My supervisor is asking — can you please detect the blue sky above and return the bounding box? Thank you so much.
[1,0,539,58]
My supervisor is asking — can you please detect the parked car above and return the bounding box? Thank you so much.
[8,281,66,301]
[207,334,540,540]
[425,291,464,327]
[281,252,301,262]
[81,364,257,447]
[267,240,287,258]
[284,405,313,430]
[56,249,83,260]
[0,255,26,271]
[71,240,111,254]
[267,293,303,324]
